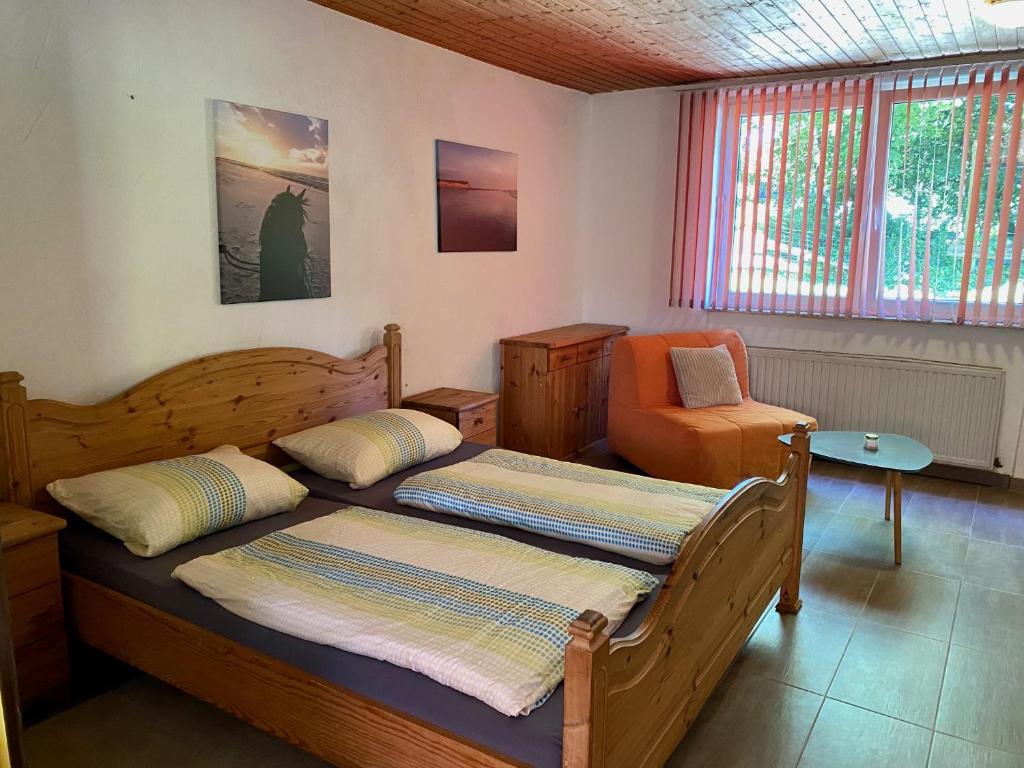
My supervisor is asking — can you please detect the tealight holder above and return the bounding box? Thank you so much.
[864,433,880,451]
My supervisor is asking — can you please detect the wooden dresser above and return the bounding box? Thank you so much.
[403,388,499,447]
[500,323,627,459]
[0,503,68,706]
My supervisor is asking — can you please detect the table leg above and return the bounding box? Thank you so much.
[884,471,892,522]
[893,471,903,565]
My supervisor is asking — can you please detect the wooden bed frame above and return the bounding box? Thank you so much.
[0,324,811,768]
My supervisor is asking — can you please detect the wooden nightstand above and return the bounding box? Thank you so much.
[0,503,68,706]
[403,388,498,447]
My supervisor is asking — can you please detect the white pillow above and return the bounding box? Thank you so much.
[274,408,463,489]
[669,344,743,408]
[47,445,308,557]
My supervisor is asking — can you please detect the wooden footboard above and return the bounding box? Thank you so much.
[63,574,526,768]
[563,423,812,768]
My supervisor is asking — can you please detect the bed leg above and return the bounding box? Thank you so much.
[0,372,30,506]
[563,610,609,768]
[777,422,811,615]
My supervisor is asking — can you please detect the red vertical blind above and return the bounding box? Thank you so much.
[671,76,872,315]
[671,90,718,307]
[670,59,1024,328]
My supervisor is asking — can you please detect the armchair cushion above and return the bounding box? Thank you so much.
[609,400,813,489]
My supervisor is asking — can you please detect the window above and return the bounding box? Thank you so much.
[671,61,1024,328]
[880,67,1023,324]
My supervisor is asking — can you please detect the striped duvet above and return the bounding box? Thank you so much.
[173,506,657,716]
[394,449,727,564]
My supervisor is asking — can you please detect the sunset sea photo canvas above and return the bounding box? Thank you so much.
[436,140,517,252]
[213,100,330,303]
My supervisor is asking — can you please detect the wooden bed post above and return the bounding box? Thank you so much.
[776,421,811,615]
[384,324,402,409]
[0,373,30,506]
[563,610,609,768]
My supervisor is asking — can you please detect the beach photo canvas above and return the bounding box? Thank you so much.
[213,100,330,304]
[436,140,517,252]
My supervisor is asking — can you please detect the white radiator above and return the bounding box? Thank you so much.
[747,348,1005,469]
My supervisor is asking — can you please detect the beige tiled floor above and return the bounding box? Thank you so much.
[668,461,1024,768]
[24,460,1024,768]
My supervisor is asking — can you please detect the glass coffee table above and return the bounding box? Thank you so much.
[779,431,933,565]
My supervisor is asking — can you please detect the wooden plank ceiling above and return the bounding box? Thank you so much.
[312,0,1024,93]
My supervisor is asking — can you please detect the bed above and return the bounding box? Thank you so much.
[0,324,811,768]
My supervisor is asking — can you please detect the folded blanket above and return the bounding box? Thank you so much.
[394,449,727,564]
[173,506,657,716]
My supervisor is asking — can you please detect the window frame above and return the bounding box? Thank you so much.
[867,76,988,324]
[700,69,1022,325]
[709,81,872,316]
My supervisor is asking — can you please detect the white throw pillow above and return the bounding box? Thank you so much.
[47,445,308,557]
[274,408,463,489]
[669,344,743,408]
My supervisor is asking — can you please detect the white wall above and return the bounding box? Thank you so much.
[5,1,1022,477]
[0,0,587,403]
[578,88,1024,478]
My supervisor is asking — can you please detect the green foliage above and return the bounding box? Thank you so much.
[886,94,1019,299]
[732,91,1020,302]
[735,103,864,297]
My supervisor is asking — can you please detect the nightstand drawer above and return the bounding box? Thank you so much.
[5,536,60,597]
[15,632,68,703]
[403,388,499,447]
[11,582,64,649]
[418,409,457,428]
[466,428,497,447]
[459,404,496,438]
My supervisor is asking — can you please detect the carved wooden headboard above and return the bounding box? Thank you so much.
[0,324,403,508]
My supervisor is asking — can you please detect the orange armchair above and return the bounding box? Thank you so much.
[608,330,816,489]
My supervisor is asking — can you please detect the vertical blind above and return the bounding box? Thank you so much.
[671,59,1024,328]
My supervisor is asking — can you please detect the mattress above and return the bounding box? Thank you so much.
[59,442,666,768]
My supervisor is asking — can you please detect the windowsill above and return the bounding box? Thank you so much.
[695,302,1022,330]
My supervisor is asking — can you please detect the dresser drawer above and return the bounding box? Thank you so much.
[578,339,603,363]
[459,404,496,439]
[15,632,68,703]
[547,346,578,370]
[11,582,64,649]
[5,536,60,597]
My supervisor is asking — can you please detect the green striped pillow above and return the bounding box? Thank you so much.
[47,445,308,557]
[274,408,463,489]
